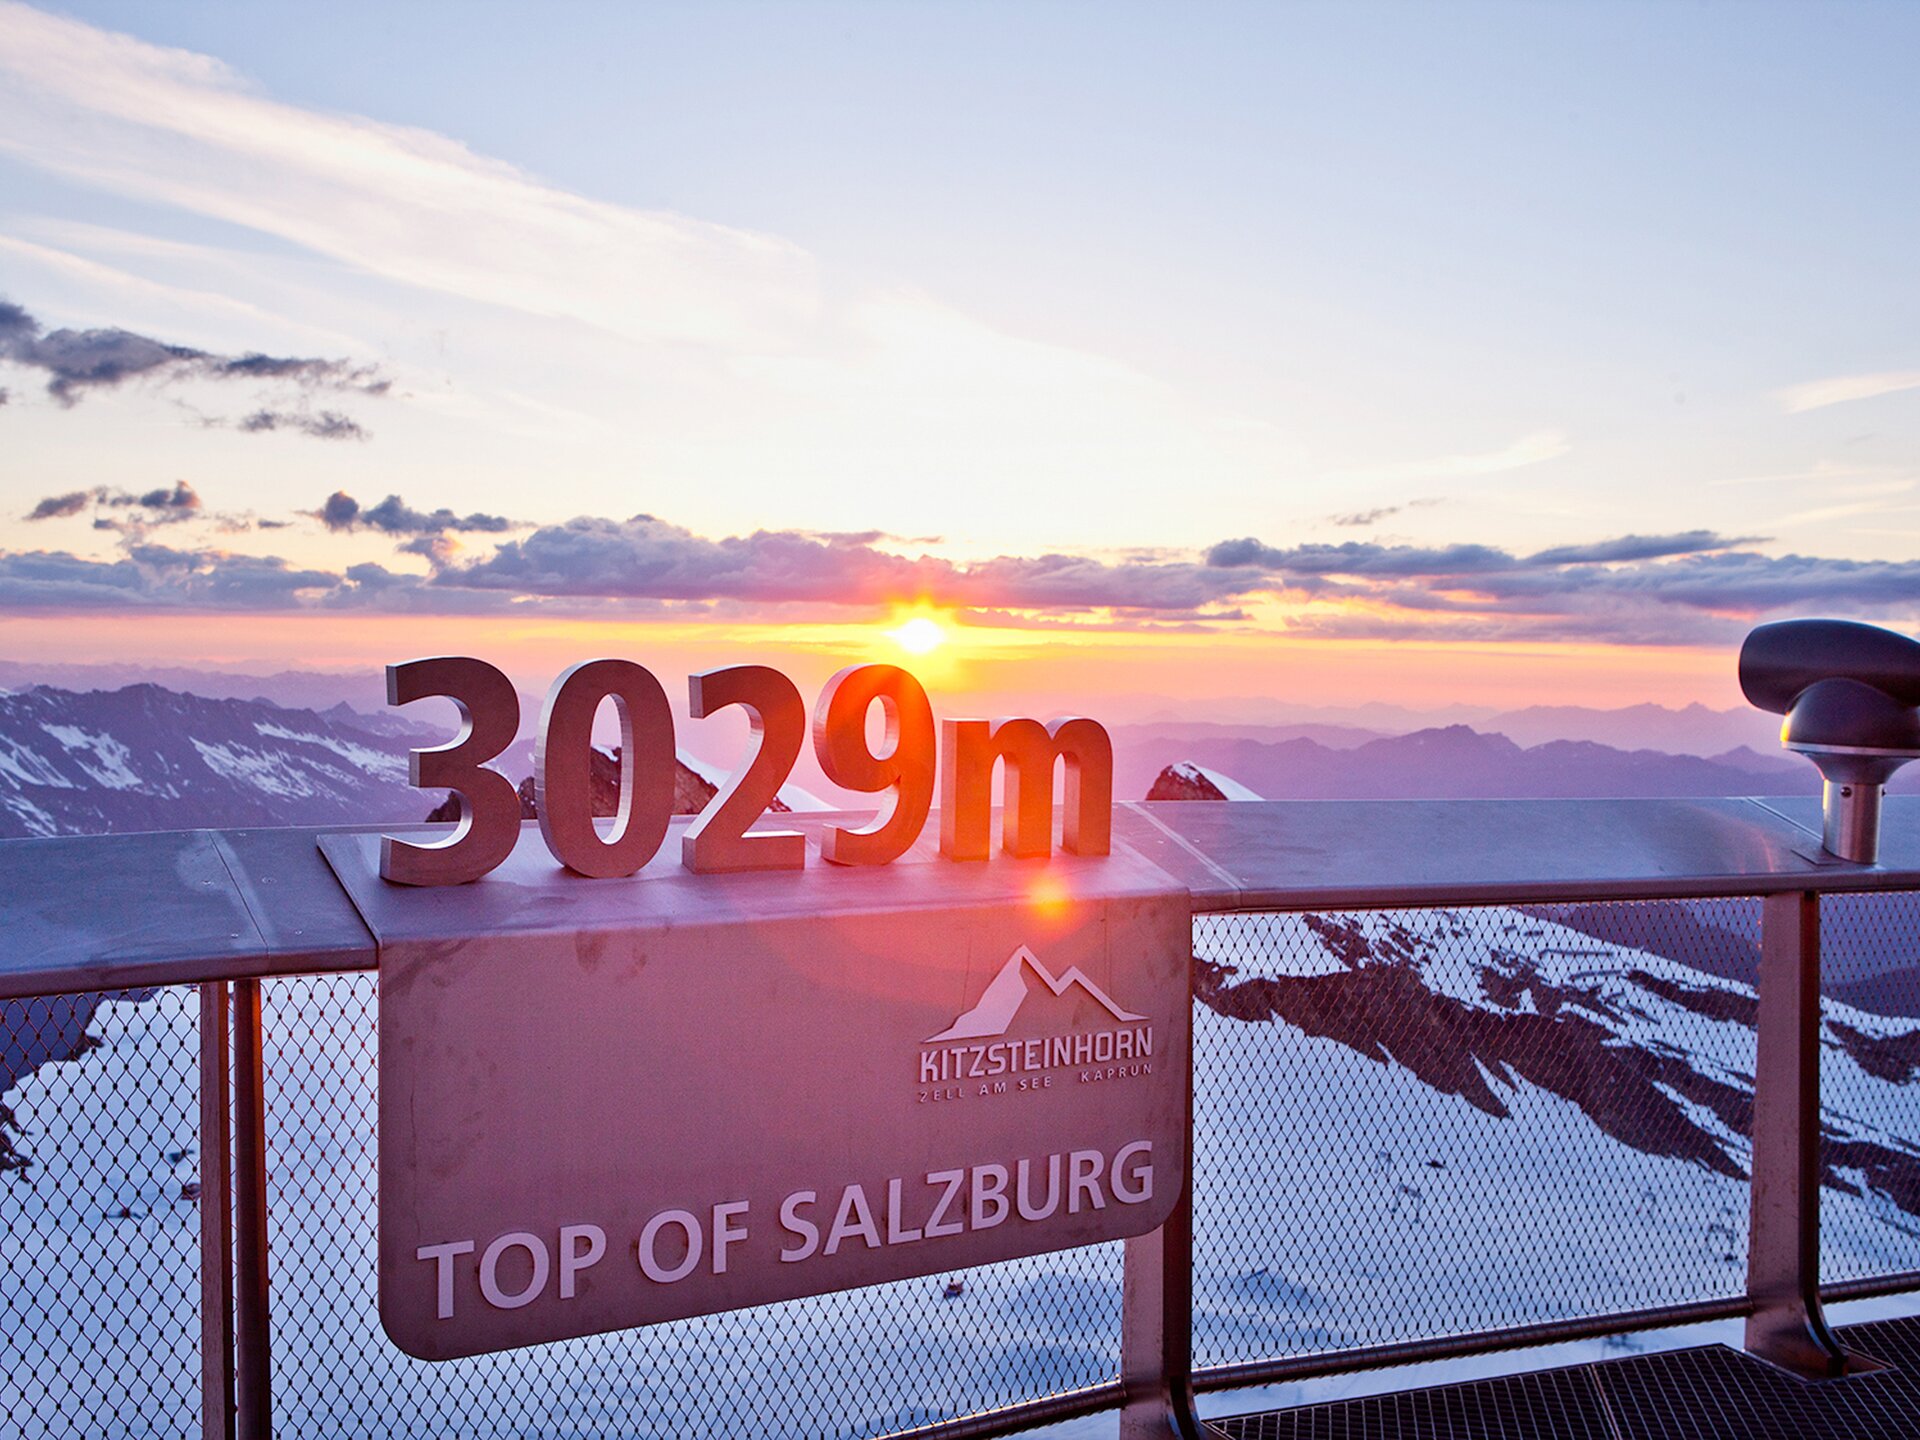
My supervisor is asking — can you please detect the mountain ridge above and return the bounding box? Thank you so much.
[1122,723,1869,803]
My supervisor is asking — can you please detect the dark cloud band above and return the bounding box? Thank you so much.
[317,491,515,535]
[441,513,1258,613]
[26,482,201,523]
[0,501,1911,646]
[0,297,386,429]
[238,410,368,441]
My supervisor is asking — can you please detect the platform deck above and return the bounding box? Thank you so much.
[1210,1315,1920,1439]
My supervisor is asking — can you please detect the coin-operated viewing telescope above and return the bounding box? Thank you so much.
[1740,618,1920,863]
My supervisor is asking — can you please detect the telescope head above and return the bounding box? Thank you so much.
[1739,619,1920,863]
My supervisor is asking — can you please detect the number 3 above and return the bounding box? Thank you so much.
[381,656,522,885]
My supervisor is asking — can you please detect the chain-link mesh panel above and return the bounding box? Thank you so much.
[259,973,1121,1440]
[1,986,202,1440]
[10,891,1920,1436]
[1818,890,1920,1285]
[1191,902,1771,1372]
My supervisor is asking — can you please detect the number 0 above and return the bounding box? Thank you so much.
[535,660,675,878]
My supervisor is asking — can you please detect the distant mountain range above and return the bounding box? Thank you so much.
[1122,724,1879,804]
[1,660,1807,781]
[1481,701,1782,755]
[0,660,387,715]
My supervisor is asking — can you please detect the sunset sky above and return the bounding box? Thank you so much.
[1,0,1917,719]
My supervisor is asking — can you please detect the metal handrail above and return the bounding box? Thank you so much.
[9,797,1920,1002]
[6,801,1920,1439]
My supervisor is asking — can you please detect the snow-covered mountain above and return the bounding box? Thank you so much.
[0,684,433,838]
[1195,909,1920,1215]
[1188,906,1920,1367]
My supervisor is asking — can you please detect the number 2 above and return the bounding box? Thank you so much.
[681,666,807,874]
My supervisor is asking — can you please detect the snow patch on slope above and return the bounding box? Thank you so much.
[0,790,59,836]
[253,722,407,780]
[190,739,323,799]
[39,725,142,790]
[0,738,72,791]
[1173,762,1263,801]
[677,749,832,812]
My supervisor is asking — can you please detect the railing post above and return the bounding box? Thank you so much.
[199,982,236,1440]
[1745,890,1849,1376]
[232,977,274,1439]
[1119,1015,1207,1440]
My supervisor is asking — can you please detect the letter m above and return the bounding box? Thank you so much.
[939,717,1112,860]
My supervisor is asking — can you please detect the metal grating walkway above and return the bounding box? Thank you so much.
[1210,1315,1920,1440]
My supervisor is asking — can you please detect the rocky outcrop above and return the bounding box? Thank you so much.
[1147,763,1229,802]
[1192,909,1920,1214]
[427,745,789,822]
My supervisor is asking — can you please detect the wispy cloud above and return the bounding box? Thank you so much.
[1329,497,1444,528]
[1331,507,1399,528]
[0,0,1277,532]
[1204,530,1919,645]
[1326,430,1570,485]
[0,2,815,351]
[22,479,302,538]
[1777,370,1920,414]
[1767,479,1919,529]
[0,546,339,611]
[0,497,1272,620]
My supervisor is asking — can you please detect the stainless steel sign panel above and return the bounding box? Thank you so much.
[320,831,1191,1360]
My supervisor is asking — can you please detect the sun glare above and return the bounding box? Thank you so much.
[889,616,947,655]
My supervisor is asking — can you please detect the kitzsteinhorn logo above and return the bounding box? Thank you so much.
[926,946,1143,1041]
[918,945,1154,1088]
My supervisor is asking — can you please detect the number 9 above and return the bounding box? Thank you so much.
[812,665,935,866]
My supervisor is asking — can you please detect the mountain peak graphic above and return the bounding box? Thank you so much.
[925,945,1146,1043]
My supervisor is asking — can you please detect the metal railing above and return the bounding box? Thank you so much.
[5,821,1920,1438]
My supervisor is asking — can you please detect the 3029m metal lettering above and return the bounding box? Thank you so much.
[380,656,1112,885]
